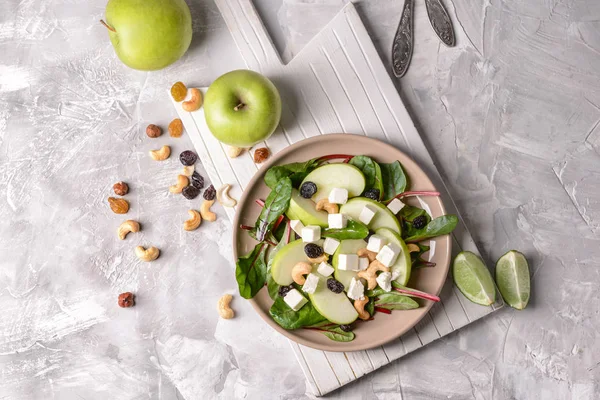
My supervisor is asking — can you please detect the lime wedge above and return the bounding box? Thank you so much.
[495,250,530,310]
[452,251,496,306]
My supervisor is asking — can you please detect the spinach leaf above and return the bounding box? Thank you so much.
[349,156,384,198]
[365,287,386,297]
[404,215,458,243]
[365,297,376,316]
[236,243,269,299]
[323,327,355,342]
[266,221,293,300]
[269,296,327,330]
[380,161,408,201]
[375,293,420,310]
[399,205,431,239]
[253,177,292,242]
[264,159,319,189]
[322,219,369,240]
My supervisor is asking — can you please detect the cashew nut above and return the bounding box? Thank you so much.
[183,210,202,231]
[218,294,234,319]
[316,198,339,214]
[357,248,377,262]
[227,146,244,158]
[308,254,329,264]
[182,88,203,112]
[354,297,370,320]
[292,262,312,285]
[216,184,237,207]
[169,174,189,194]
[407,243,420,253]
[200,199,217,222]
[135,246,160,262]
[357,260,390,289]
[117,220,140,240]
[149,145,171,161]
[182,165,195,176]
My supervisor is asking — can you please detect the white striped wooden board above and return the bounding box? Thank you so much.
[171,1,503,396]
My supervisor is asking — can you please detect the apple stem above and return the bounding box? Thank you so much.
[99,19,116,33]
[234,103,246,111]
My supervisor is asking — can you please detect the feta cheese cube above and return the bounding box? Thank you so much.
[290,220,305,236]
[358,257,370,271]
[284,289,308,311]
[301,225,321,243]
[391,269,401,281]
[347,277,365,300]
[359,204,377,225]
[387,198,405,214]
[317,261,335,277]
[376,271,392,292]
[302,273,320,294]
[323,237,340,255]
[337,254,359,271]
[376,243,401,267]
[328,188,348,204]
[328,213,347,229]
[367,234,387,253]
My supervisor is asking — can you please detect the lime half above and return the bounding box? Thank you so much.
[452,251,496,306]
[495,250,530,310]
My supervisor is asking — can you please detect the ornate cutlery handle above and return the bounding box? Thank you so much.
[424,0,455,47]
[391,0,414,78]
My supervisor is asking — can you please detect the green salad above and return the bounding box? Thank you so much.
[236,154,458,342]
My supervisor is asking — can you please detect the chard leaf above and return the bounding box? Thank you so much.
[236,243,269,299]
[253,177,292,242]
[322,219,369,240]
[380,161,408,201]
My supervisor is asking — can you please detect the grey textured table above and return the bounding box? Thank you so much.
[1,0,599,399]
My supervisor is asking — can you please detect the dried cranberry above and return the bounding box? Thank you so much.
[412,215,427,229]
[363,188,380,201]
[203,184,216,200]
[182,185,200,199]
[304,243,323,258]
[327,278,344,293]
[179,150,198,166]
[339,324,352,332]
[300,181,317,199]
[191,171,204,189]
[278,285,294,298]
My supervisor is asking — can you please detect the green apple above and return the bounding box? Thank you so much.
[307,274,358,325]
[102,0,192,71]
[204,70,282,147]
[286,189,329,227]
[301,163,366,202]
[375,228,412,286]
[271,239,324,285]
[339,197,401,234]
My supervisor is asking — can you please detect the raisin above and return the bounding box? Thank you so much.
[168,118,184,138]
[191,171,204,189]
[203,184,216,200]
[412,215,427,229]
[304,243,324,258]
[365,231,374,242]
[118,292,135,308]
[363,188,380,201]
[327,278,344,294]
[339,324,352,332]
[278,285,294,298]
[171,81,187,102]
[182,185,200,199]
[300,181,317,199]
[180,150,198,166]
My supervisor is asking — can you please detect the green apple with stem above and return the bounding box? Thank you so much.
[101,0,192,71]
[204,69,282,147]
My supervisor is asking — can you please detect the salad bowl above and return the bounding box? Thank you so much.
[233,134,452,352]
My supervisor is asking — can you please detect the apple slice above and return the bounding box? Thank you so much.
[286,189,328,227]
[375,228,412,286]
[271,238,324,285]
[332,239,368,290]
[339,197,402,234]
[301,164,366,202]
[307,274,359,325]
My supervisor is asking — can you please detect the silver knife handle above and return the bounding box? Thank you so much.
[424,0,455,47]
[391,0,414,78]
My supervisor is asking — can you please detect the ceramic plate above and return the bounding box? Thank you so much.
[232,134,451,352]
